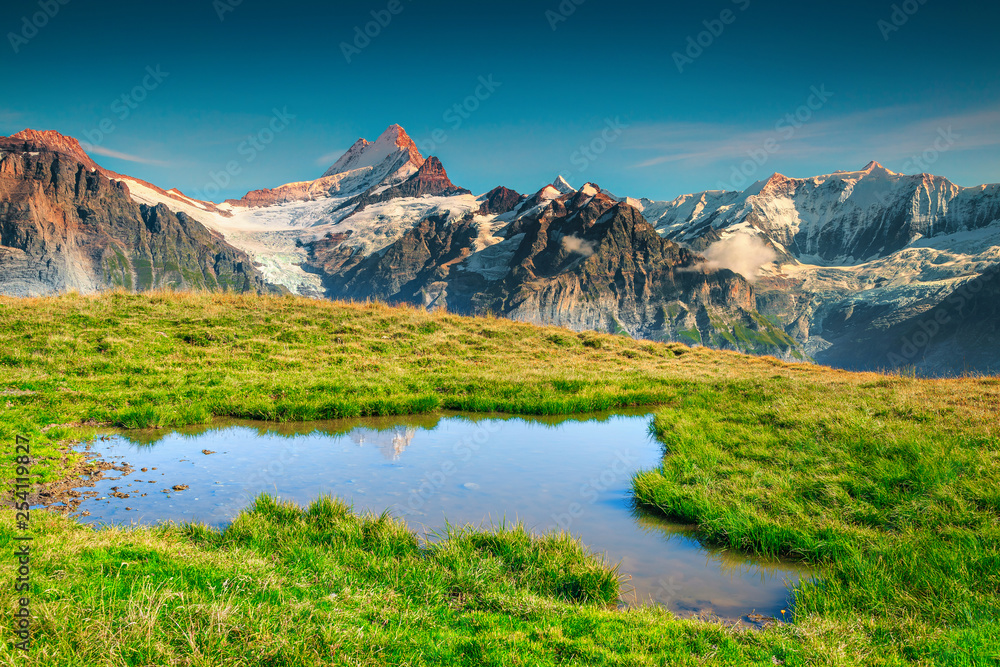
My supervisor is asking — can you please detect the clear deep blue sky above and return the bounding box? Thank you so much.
[1,0,997,201]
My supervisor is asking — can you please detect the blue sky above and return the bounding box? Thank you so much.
[2,0,998,202]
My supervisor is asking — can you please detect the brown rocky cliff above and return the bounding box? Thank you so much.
[487,199,757,335]
[477,186,525,215]
[4,130,231,218]
[310,213,480,303]
[9,129,101,171]
[0,147,279,296]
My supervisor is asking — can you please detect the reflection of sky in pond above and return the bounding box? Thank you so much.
[73,411,808,620]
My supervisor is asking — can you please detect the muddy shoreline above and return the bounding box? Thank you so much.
[3,423,133,516]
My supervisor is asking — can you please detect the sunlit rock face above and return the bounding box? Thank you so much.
[306,182,799,359]
[0,135,277,297]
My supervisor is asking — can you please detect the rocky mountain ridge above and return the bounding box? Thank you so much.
[644,161,1000,264]
[305,181,800,358]
[4,124,997,373]
[0,134,279,297]
[633,161,1000,374]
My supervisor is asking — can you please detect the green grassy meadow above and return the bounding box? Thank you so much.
[1,291,998,665]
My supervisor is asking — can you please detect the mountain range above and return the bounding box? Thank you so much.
[2,124,998,375]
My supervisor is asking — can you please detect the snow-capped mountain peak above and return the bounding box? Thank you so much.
[225,125,428,209]
[860,160,898,176]
[646,161,1000,266]
[322,124,424,178]
[552,175,576,194]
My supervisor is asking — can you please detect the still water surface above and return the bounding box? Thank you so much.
[73,411,807,620]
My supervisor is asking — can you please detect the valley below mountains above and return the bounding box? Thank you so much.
[2,124,998,375]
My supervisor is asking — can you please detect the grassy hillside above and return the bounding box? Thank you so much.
[1,291,998,665]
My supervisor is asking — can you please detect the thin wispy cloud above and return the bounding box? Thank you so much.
[314,149,347,168]
[80,143,174,167]
[0,109,23,126]
[626,106,1000,177]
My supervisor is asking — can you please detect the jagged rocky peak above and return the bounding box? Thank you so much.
[478,186,525,215]
[415,156,448,179]
[560,182,609,211]
[322,124,425,178]
[552,175,576,194]
[408,156,468,194]
[6,128,100,171]
[753,172,795,196]
[338,153,471,215]
[0,143,278,297]
[227,124,432,209]
[375,154,469,197]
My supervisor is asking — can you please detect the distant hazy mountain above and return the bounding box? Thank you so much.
[644,161,1000,263]
[819,264,1000,376]
[632,162,1000,374]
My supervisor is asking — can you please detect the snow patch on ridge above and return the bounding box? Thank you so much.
[461,233,525,281]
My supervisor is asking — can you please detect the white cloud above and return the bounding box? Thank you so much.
[700,233,777,282]
[562,235,596,257]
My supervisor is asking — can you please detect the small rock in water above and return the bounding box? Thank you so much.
[202,449,216,455]
[172,485,189,491]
